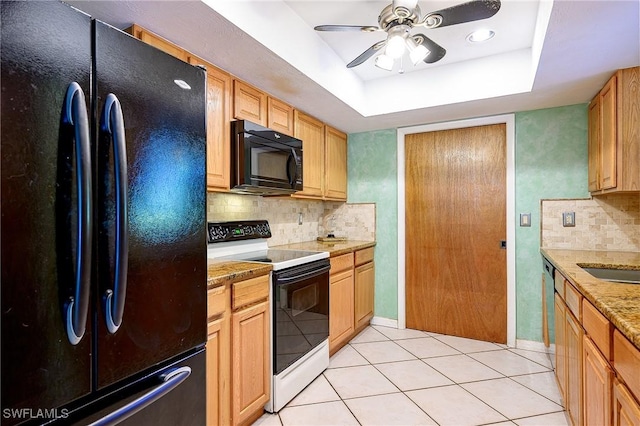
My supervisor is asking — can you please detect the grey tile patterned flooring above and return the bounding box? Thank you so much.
[254,326,569,426]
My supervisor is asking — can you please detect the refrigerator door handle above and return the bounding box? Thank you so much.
[62,82,93,346]
[89,366,192,426]
[100,94,129,334]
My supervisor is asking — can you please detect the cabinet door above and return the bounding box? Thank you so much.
[354,262,374,329]
[189,56,232,191]
[325,126,348,200]
[267,97,294,136]
[294,110,324,197]
[588,97,601,192]
[207,315,231,426]
[329,269,354,353]
[583,336,612,426]
[233,80,267,126]
[566,311,584,426]
[600,75,617,190]
[555,293,567,404]
[232,301,270,425]
[613,378,640,426]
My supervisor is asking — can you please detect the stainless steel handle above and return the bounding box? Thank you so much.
[89,367,191,426]
[275,264,331,284]
[100,94,129,334]
[62,82,92,346]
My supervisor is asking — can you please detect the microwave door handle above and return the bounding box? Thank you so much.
[287,148,298,187]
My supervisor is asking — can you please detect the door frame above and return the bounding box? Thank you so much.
[397,114,516,347]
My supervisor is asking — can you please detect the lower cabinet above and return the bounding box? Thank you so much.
[613,378,640,426]
[206,274,270,426]
[554,293,567,403]
[566,311,583,426]
[329,253,354,354]
[232,301,270,425]
[583,336,613,426]
[354,248,375,331]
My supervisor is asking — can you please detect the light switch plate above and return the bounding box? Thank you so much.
[520,213,531,227]
[562,212,575,227]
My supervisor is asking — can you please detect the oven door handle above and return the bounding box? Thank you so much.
[275,264,331,284]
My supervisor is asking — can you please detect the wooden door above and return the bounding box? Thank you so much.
[405,124,507,343]
[267,97,294,136]
[566,311,584,426]
[324,126,348,200]
[583,336,613,426]
[555,294,567,404]
[613,379,640,426]
[588,96,601,192]
[232,301,270,425]
[294,110,324,197]
[600,75,617,190]
[354,261,375,329]
[233,80,267,126]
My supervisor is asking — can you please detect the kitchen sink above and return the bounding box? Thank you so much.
[579,266,640,284]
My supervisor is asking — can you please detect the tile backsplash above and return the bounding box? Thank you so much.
[207,193,376,246]
[541,194,640,251]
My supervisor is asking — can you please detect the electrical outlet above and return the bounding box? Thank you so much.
[520,213,531,227]
[562,212,575,227]
[298,212,303,225]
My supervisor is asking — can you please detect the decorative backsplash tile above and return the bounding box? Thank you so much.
[541,194,640,251]
[207,193,376,246]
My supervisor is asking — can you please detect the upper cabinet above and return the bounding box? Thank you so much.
[233,80,267,126]
[324,126,348,201]
[588,66,639,194]
[126,24,348,199]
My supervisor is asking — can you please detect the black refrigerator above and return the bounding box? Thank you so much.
[1,1,207,424]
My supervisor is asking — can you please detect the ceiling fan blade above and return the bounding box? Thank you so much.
[413,34,447,64]
[347,40,387,68]
[424,0,501,28]
[314,25,381,33]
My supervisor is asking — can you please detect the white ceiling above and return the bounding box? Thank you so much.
[68,0,640,133]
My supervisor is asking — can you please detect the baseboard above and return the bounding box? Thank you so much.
[370,316,398,328]
[516,338,555,354]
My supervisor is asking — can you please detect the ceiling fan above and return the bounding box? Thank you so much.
[314,0,501,71]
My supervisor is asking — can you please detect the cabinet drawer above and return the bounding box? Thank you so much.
[330,253,354,274]
[232,274,269,310]
[613,330,640,401]
[355,247,374,266]
[554,270,565,299]
[564,280,582,320]
[582,299,612,361]
[208,285,226,319]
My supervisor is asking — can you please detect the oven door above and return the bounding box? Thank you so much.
[272,259,330,375]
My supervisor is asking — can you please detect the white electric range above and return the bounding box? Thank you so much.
[207,221,330,413]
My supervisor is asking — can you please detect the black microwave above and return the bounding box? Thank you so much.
[231,120,303,195]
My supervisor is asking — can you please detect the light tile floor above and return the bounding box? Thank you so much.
[254,326,569,426]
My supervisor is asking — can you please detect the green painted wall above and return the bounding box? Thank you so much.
[348,129,398,319]
[515,104,589,341]
[347,104,589,342]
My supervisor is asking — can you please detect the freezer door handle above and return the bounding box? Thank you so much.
[89,366,192,426]
[100,94,129,334]
[62,82,93,346]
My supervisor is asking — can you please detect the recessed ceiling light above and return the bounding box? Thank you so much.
[467,29,495,43]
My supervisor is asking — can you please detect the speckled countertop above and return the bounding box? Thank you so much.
[206,240,375,288]
[541,248,640,350]
[273,240,376,257]
[206,259,272,289]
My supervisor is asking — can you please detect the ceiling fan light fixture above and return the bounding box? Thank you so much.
[375,54,394,71]
[406,38,430,65]
[467,29,495,43]
[386,35,406,59]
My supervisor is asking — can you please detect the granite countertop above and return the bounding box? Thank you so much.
[541,248,640,350]
[207,259,272,289]
[274,240,376,257]
[206,240,375,287]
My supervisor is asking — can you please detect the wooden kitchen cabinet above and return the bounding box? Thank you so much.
[188,55,232,192]
[588,66,640,194]
[231,300,270,426]
[294,110,325,198]
[329,253,354,354]
[206,273,270,426]
[233,80,267,126]
[354,247,374,331]
[583,335,613,426]
[613,378,640,426]
[324,126,348,201]
[566,309,584,426]
[267,97,294,136]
